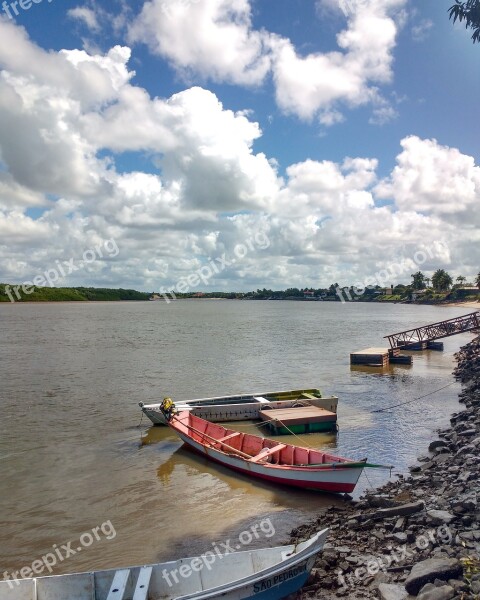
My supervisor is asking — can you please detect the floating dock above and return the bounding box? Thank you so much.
[259,406,337,435]
[350,347,413,367]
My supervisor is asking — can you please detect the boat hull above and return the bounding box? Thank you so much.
[140,389,338,427]
[0,530,328,600]
[176,430,362,493]
[193,556,315,600]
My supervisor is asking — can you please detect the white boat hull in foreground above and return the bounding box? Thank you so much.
[0,529,329,600]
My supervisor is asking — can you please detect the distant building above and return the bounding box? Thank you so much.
[193,292,205,298]
[303,290,315,298]
[457,287,480,297]
[411,289,427,301]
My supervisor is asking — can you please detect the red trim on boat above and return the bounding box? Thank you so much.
[184,442,357,493]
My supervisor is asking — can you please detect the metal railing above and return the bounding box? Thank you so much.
[385,311,480,349]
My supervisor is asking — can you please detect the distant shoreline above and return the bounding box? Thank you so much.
[1,297,478,308]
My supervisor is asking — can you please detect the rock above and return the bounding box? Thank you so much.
[404,559,463,595]
[378,583,411,600]
[460,428,477,436]
[451,493,477,512]
[417,584,455,600]
[471,579,480,594]
[455,444,476,457]
[426,510,455,525]
[448,578,467,592]
[429,440,449,451]
[373,501,425,520]
[392,532,408,543]
[432,453,450,464]
[367,495,399,508]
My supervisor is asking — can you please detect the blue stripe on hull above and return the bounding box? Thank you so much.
[241,570,310,600]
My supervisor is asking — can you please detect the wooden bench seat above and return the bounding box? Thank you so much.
[215,432,242,444]
[249,444,286,463]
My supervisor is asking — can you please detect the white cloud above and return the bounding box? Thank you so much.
[67,7,101,32]
[411,18,433,42]
[128,0,271,86]
[375,136,480,222]
[128,0,407,124]
[0,19,478,290]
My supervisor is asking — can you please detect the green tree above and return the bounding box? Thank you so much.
[476,272,480,288]
[432,269,453,291]
[449,0,480,42]
[411,271,426,290]
[456,275,467,287]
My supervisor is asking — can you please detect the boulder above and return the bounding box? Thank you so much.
[404,559,462,595]
[417,584,454,600]
[378,583,411,600]
[373,501,425,520]
[426,510,454,525]
[429,440,448,451]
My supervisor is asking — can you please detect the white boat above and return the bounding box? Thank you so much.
[139,388,338,426]
[0,529,329,600]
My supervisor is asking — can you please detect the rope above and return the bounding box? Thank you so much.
[255,417,319,449]
[372,381,456,413]
[363,467,376,490]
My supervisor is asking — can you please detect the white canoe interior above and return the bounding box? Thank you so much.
[0,531,327,600]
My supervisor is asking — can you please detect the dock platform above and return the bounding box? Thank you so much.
[259,406,337,435]
[350,347,413,367]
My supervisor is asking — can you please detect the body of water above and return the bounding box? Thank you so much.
[0,300,474,576]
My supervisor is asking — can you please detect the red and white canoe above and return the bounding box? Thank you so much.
[166,411,368,493]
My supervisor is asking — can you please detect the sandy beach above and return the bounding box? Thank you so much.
[443,301,480,310]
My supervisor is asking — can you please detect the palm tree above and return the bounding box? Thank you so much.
[425,277,431,288]
[432,269,453,292]
[476,272,480,288]
[456,275,467,287]
[411,271,426,290]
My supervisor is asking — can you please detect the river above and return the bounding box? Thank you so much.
[0,300,474,576]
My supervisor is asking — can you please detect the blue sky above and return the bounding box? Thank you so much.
[0,0,479,292]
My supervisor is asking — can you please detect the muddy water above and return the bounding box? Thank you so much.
[0,301,473,575]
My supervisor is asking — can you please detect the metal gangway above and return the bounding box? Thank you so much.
[385,311,480,349]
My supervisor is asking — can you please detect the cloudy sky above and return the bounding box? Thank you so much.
[0,0,479,293]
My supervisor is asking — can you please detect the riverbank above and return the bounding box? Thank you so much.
[293,335,480,600]
[444,301,480,310]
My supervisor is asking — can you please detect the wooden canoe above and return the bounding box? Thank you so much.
[166,411,366,493]
[0,529,329,600]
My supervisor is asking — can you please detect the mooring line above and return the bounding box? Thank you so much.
[372,381,456,413]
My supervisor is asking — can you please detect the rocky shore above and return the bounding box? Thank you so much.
[292,335,480,600]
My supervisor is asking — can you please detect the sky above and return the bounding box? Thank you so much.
[0,0,479,294]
